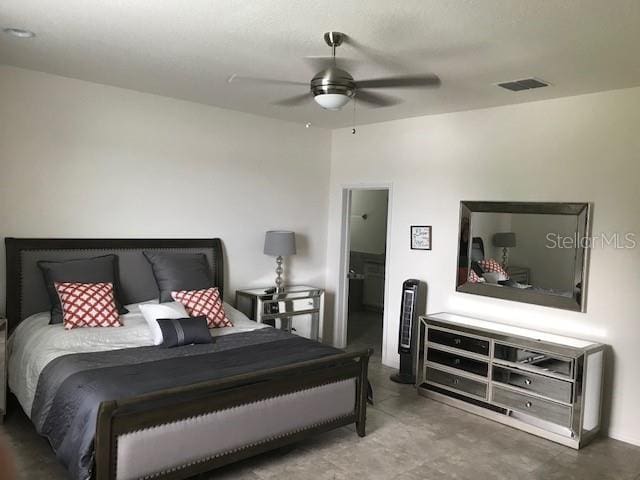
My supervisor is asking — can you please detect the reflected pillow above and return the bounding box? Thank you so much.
[483,272,501,284]
[477,258,509,280]
[468,270,483,283]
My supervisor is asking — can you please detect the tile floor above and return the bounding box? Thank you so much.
[2,318,640,479]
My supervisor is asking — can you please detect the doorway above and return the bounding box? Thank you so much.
[340,187,391,361]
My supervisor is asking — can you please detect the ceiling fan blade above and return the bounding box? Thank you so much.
[356,74,441,89]
[227,74,308,87]
[354,90,401,108]
[271,93,312,107]
[303,56,359,73]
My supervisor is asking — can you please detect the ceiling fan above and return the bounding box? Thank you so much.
[228,31,440,111]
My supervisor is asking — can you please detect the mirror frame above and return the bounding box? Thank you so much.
[456,201,591,312]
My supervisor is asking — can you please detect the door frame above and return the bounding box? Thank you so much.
[335,183,393,360]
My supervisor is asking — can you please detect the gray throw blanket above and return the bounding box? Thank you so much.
[31,329,342,480]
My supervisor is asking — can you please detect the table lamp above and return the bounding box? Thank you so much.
[264,231,296,291]
[493,232,516,268]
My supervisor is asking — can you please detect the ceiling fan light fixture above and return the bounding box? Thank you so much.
[313,93,351,111]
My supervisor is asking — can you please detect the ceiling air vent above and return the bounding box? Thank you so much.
[497,78,550,92]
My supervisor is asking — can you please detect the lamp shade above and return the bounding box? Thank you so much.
[264,231,296,256]
[493,232,516,248]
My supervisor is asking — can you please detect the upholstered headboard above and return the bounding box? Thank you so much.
[470,236,485,262]
[4,238,224,332]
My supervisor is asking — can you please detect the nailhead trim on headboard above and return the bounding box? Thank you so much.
[4,238,224,333]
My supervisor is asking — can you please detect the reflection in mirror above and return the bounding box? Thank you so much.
[457,202,590,312]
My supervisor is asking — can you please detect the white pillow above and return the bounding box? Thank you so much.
[139,302,189,346]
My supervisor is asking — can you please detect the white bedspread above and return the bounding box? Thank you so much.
[8,301,268,418]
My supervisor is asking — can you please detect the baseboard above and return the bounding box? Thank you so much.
[606,429,640,447]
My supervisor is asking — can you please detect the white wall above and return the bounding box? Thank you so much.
[325,86,640,445]
[349,189,388,255]
[0,66,332,315]
[509,213,579,290]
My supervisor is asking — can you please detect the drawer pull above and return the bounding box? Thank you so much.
[524,379,532,385]
[453,379,460,385]
[453,359,461,366]
[525,401,533,408]
[454,338,462,345]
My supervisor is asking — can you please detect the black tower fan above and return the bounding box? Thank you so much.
[390,279,426,384]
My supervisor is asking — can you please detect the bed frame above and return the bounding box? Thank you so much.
[4,237,371,480]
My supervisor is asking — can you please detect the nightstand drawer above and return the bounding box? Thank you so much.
[428,328,489,356]
[492,366,573,403]
[426,367,487,399]
[492,386,572,428]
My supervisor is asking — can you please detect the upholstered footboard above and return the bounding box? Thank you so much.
[95,349,371,480]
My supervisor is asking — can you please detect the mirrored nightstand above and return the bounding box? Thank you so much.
[235,286,324,341]
[507,266,530,284]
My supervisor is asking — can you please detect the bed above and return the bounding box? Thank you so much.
[5,238,371,480]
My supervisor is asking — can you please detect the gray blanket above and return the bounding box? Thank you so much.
[31,328,342,480]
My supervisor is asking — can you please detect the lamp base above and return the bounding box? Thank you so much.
[501,247,509,269]
[274,255,284,292]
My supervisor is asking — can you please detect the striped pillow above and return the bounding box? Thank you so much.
[156,316,213,347]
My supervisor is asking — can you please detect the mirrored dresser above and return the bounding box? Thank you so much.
[416,312,605,449]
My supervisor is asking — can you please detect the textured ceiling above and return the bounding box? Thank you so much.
[1,0,640,128]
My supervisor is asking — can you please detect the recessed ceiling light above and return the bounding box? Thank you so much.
[3,28,36,39]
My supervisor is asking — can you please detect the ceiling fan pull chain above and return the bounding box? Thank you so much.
[352,95,357,134]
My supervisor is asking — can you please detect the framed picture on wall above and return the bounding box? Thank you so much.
[411,225,432,250]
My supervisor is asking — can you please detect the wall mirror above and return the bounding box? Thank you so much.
[456,201,590,312]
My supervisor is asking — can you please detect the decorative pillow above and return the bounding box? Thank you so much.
[54,282,122,330]
[156,316,213,348]
[171,287,233,328]
[139,302,190,345]
[477,258,509,280]
[143,252,214,303]
[483,272,501,284]
[468,269,483,283]
[470,261,484,277]
[38,254,128,324]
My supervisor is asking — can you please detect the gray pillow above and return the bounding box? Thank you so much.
[143,251,214,303]
[157,316,213,347]
[38,254,129,324]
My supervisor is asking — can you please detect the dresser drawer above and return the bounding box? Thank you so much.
[427,348,489,377]
[428,328,489,356]
[492,366,573,404]
[491,386,572,428]
[427,367,487,399]
[494,343,573,379]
